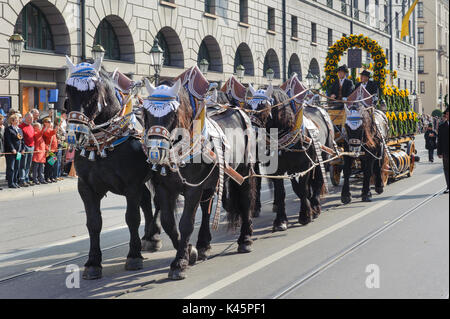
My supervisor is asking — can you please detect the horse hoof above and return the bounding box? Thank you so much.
[375,187,384,195]
[188,245,198,266]
[125,257,143,271]
[141,239,162,252]
[197,247,211,261]
[82,266,102,280]
[362,196,372,202]
[238,244,253,254]
[298,214,312,226]
[253,210,261,218]
[273,222,288,232]
[312,207,321,219]
[341,195,352,204]
[168,268,187,281]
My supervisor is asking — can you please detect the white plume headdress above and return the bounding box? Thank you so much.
[247,83,274,110]
[143,79,182,118]
[65,55,103,91]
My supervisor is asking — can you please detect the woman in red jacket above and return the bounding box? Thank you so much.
[42,118,58,183]
[32,122,47,184]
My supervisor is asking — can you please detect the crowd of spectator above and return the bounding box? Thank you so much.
[0,108,68,190]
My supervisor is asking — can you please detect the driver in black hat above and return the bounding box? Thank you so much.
[354,70,378,96]
[328,65,354,109]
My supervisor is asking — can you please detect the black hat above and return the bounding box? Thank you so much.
[444,108,449,114]
[360,70,371,78]
[336,65,349,73]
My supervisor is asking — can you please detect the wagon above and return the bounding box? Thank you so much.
[327,109,418,187]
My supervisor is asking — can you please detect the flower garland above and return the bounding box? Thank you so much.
[322,34,388,92]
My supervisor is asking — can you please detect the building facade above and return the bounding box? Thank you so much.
[0,0,417,114]
[417,0,449,115]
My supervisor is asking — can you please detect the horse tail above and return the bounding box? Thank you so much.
[223,165,256,229]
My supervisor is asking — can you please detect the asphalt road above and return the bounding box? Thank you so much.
[0,135,448,299]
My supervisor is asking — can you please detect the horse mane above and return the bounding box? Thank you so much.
[272,89,295,131]
[361,107,377,148]
[216,91,231,105]
[177,86,194,130]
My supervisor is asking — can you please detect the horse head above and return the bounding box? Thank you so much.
[142,79,183,165]
[245,83,274,128]
[344,104,365,155]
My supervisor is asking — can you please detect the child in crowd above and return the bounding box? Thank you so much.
[32,122,47,185]
[42,118,58,183]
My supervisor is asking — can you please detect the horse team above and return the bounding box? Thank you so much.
[64,56,388,280]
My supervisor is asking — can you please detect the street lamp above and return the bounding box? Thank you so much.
[199,59,209,75]
[0,33,24,79]
[92,44,105,62]
[305,69,315,88]
[236,64,245,82]
[150,38,164,86]
[266,68,274,83]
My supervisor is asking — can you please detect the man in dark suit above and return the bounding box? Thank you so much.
[355,70,378,96]
[438,108,449,193]
[328,65,354,109]
[425,124,438,162]
[4,113,25,188]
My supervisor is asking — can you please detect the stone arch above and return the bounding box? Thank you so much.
[288,54,302,79]
[94,15,135,62]
[234,43,254,76]
[156,26,184,68]
[263,49,281,79]
[197,36,223,73]
[13,0,71,55]
[308,58,320,77]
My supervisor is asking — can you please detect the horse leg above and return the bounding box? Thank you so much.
[197,189,213,261]
[141,186,163,252]
[168,188,202,280]
[310,166,323,219]
[362,157,374,202]
[237,179,254,253]
[124,191,144,271]
[298,173,313,225]
[154,184,180,250]
[273,179,288,232]
[252,163,262,218]
[373,156,385,195]
[79,181,104,280]
[341,156,353,204]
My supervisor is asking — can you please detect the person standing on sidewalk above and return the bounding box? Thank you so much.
[31,123,47,185]
[4,114,24,189]
[424,124,438,162]
[437,108,449,194]
[18,113,35,187]
[42,118,58,183]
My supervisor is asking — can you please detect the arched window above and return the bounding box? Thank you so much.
[288,54,302,79]
[95,19,120,60]
[263,49,280,79]
[234,43,254,76]
[197,40,211,70]
[14,3,54,51]
[156,32,171,67]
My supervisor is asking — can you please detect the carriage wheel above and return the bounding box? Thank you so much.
[407,141,416,177]
[329,164,341,186]
[381,154,390,187]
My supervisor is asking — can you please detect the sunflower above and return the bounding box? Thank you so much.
[377,62,383,67]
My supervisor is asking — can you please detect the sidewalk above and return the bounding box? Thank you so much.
[0,169,78,201]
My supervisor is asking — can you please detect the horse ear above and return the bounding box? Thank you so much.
[145,78,155,96]
[65,56,75,73]
[92,56,103,73]
[344,104,351,115]
[266,84,274,98]
[170,79,182,96]
[248,83,256,96]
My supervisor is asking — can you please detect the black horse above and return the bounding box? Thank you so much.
[245,85,320,231]
[341,104,388,203]
[142,68,255,280]
[65,57,161,280]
